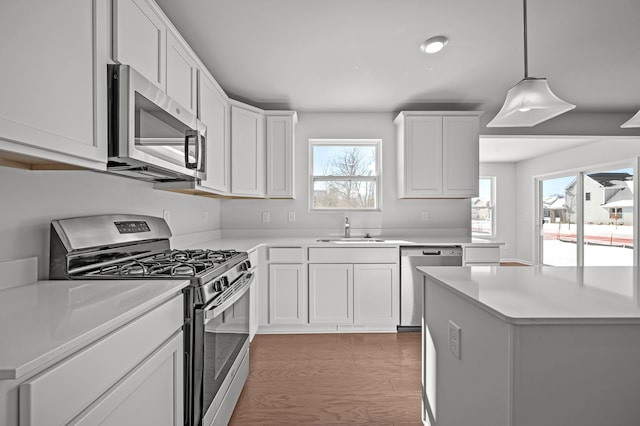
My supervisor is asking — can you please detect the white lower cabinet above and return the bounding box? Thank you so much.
[18,295,183,426]
[309,263,398,326]
[463,246,501,266]
[309,264,353,324]
[268,264,306,324]
[353,263,399,325]
[71,332,183,426]
[262,247,400,332]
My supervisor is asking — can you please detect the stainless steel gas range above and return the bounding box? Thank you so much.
[50,214,252,426]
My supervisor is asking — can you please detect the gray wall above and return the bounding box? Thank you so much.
[0,166,221,279]
[221,112,472,238]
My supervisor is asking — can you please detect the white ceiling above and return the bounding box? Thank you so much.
[479,136,600,163]
[155,0,640,161]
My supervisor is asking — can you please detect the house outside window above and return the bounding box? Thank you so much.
[309,139,381,211]
[585,192,591,201]
[472,177,495,237]
[565,171,633,225]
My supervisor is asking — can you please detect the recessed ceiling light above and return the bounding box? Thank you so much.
[420,36,448,54]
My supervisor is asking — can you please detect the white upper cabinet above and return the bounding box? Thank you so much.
[231,104,265,197]
[166,29,198,115]
[265,111,297,198]
[113,0,166,89]
[443,115,480,196]
[0,0,109,170]
[198,71,230,194]
[395,111,481,198]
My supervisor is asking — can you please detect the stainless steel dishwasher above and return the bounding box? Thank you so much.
[399,246,463,329]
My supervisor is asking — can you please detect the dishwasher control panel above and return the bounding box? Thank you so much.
[401,246,463,257]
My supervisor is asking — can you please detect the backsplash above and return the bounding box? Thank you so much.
[0,166,221,279]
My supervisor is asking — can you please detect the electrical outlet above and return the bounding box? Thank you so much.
[261,211,270,223]
[288,211,296,222]
[449,321,461,360]
[163,209,170,225]
[420,211,429,222]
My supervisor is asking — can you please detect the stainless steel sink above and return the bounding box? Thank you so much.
[316,238,386,243]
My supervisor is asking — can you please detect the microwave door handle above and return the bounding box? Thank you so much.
[184,129,197,169]
[197,130,205,172]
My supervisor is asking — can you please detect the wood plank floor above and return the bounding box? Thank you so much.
[229,332,422,426]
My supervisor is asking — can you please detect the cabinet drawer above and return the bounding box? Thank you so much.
[464,247,500,264]
[269,247,304,262]
[19,295,183,426]
[308,247,398,263]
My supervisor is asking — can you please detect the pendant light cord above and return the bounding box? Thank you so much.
[523,0,529,78]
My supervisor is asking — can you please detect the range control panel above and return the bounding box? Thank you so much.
[114,221,151,234]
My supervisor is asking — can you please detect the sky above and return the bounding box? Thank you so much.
[542,167,633,197]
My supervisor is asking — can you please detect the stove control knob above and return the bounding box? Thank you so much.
[220,276,229,289]
[212,280,223,292]
[245,260,252,270]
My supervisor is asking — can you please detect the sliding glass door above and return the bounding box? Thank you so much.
[539,175,578,266]
[582,167,634,266]
[537,163,636,266]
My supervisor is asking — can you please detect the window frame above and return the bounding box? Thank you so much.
[471,176,496,238]
[308,139,382,212]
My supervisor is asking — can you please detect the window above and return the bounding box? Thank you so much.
[472,177,495,237]
[609,207,623,220]
[585,192,591,201]
[310,139,381,210]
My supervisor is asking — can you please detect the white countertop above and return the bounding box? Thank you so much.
[181,236,503,252]
[0,279,189,380]
[419,266,640,324]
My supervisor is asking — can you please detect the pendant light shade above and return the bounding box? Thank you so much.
[486,78,575,127]
[621,110,640,128]
[487,0,574,127]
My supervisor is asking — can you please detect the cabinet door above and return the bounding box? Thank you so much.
[0,0,108,169]
[269,264,306,324]
[309,264,353,324]
[266,113,296,198]
[198,72,230,193]
[19,296,183,426]
[231,106,265,197]
[402,116,443,197]
[72,332,183,426]
[443,116,479,197]
[113,0,166,89]
[353,263,399,325]
[166,30,198,115]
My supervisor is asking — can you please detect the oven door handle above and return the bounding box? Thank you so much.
[204,273,253,320]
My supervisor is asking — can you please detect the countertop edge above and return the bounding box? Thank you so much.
[419,268,640,325]
[0,280,189,381]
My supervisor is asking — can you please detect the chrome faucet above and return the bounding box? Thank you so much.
[344,216,350,238]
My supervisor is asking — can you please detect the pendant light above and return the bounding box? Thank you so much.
[621,110,640,128]
[487,0,575,127]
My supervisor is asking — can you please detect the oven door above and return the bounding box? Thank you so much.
[193,273,252,426]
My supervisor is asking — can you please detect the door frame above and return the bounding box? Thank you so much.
[534,158,639,266]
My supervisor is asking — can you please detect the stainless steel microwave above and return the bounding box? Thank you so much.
[107,64,206,182]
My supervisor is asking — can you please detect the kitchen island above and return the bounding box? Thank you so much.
[419,266,640,426]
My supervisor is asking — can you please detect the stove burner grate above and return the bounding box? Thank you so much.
[88,249,242,278]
